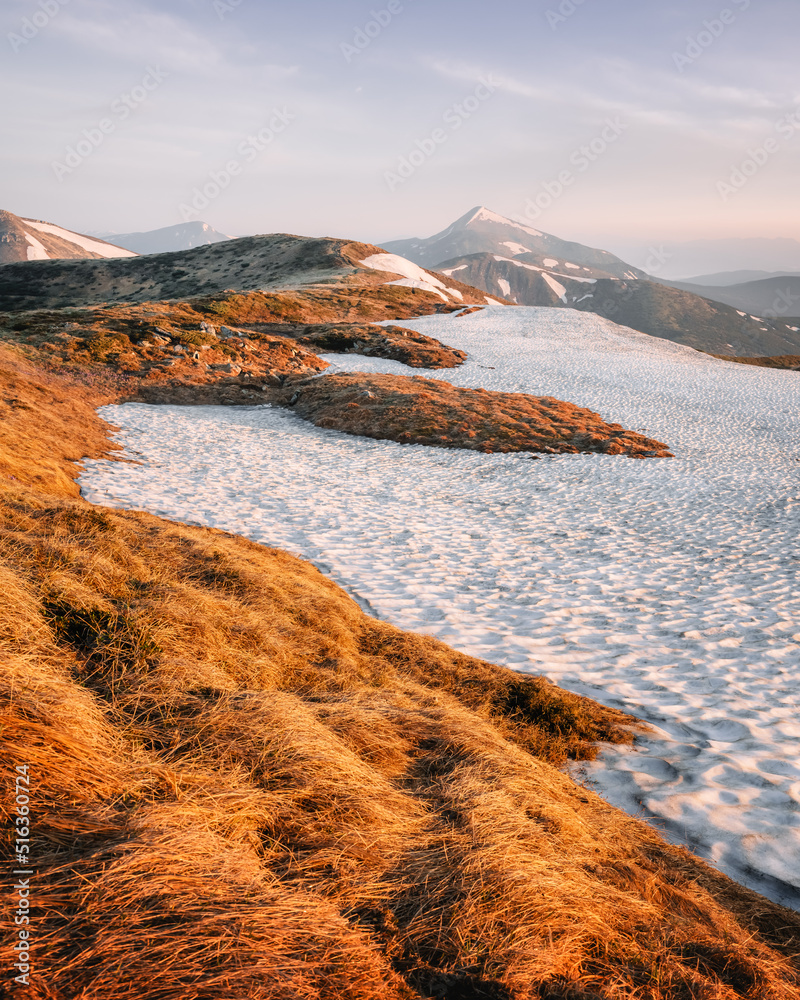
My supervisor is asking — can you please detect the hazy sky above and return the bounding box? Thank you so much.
[2,0,798,247]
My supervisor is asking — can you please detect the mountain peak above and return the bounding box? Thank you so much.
[383,208,640,277]
[449,206,544,237]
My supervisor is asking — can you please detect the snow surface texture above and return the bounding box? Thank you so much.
[80,307,800,908]
[22,219,137,258]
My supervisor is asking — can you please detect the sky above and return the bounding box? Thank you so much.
[1,0,798,250]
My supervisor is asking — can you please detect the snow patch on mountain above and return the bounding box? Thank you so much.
[25,232,49,261]
[542,274,567,302]
[23,220,137,258]
[501,241,532,255]
[360,252,463,301]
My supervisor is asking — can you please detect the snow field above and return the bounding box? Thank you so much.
[80,307,800,907]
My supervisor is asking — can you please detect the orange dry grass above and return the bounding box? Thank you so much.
[291,372,674,457]
[0,344,120,496]
[708,353,800,370]
[2,350,800,999]
[200,285,468,326]
[274,322,467,369]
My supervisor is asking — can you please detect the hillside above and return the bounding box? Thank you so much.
[438,252,598,306]
[3,333,800,998]
[572,280,800,356]
[0,235,497,314]
[0,209,137,264]
[385,207,646,279]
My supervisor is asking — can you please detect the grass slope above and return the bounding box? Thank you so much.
[2,344,800,998]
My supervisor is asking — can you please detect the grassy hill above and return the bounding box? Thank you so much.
[0,234,492,313]
[2,299,800,998]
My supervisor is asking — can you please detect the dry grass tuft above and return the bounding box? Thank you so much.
[1,346,799,999]
[289,372,674,457]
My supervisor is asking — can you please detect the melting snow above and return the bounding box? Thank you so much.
[501,241,532,255]
[81,307,800,910]
[24,232,49,261]
[497,278,511,298]
[543,258,560,268]
[542,274,567,302]
[360,253,461,302]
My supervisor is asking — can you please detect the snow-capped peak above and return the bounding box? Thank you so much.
[465,206,544,238]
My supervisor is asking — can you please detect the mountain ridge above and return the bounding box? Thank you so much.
[0,209,137,264]
[91,221,234,255]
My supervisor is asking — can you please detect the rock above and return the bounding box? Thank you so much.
[154,326,172,337]
[289,392,300,405]
[173,345,184,354]
[262,373,283,387]
[209,363,242,375]
[200,322,217,337]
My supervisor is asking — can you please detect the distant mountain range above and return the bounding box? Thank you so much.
[662,276,800,318]
[90,221,233,255]
[604,237,800,281]
[678,269,800,287]
[0,210,136,264]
